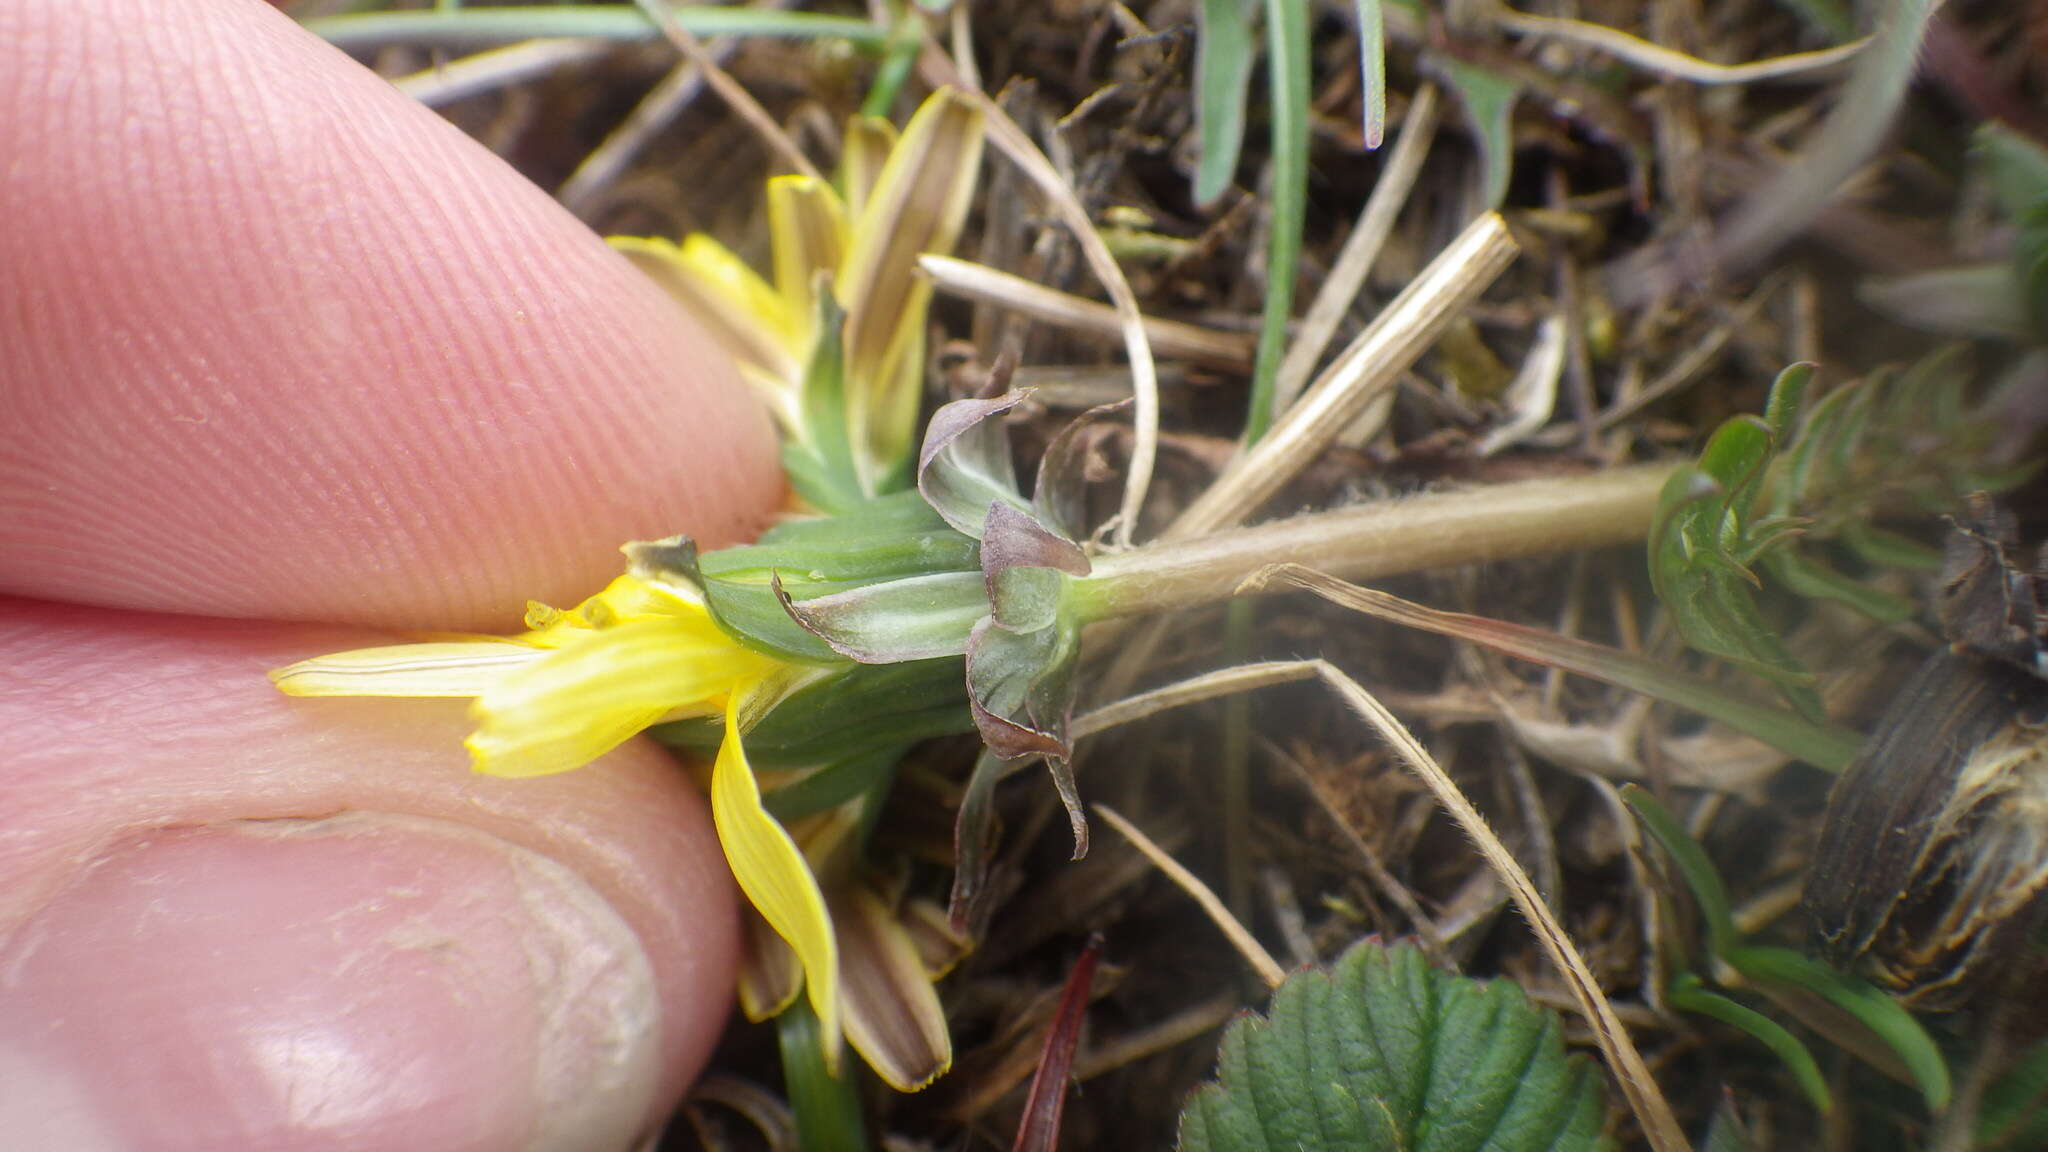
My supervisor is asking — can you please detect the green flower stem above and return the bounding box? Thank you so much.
[307,6,889,51]
[778,999,872,1152]
[1071,463,1675,621]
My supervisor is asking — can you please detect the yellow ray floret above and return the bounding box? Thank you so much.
[709,694,844,1074]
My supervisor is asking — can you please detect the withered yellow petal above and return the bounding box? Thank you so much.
[766,174,849,336]
[836,88,985,476]
[710,696,843,1073]
[838,114,900,222]
[737,909,804,1022]
[467,616,776,777]
[898,898,974,980]
[270,641,542,698]
[835,886,952,1091]
[610,235,803,395]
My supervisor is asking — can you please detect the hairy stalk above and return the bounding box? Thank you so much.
[1074,463,1674,620]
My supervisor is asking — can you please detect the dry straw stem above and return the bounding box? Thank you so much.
[1093,804,1288,989]
[393,38,612,106]
[631,0,823,181]
[918,41,1161,549]
[1494,7,1869,85]
[1072,660,1325,737]
[1078,462,1673,620]
[1271,83,1441,412]
[919,254,1255,369]
[1218,640,1694,1152]
[1166,212,1521,541]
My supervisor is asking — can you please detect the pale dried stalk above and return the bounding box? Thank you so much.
[394,38,611,106]
[1072,994,1241,1081]
[1073,660,1325,737]
[919,42,1161,548]
[559,0,795,213]
[1299,657,1693,1152]
[920,254,1254,369]
[1272,84,1440,411]
[1496,8,1868,84]
[632,0,823,181]
[1165,213,1520,541]
[1094,805,1288,989]
[1080,462,1672,619]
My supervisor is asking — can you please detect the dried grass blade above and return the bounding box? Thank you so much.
[1306,662,1694,1152]
[1496,8,1868,84]
[921,255,1255,369]
[631,0,823,181]
[1167,212,1518,540]
[1272,83,1439,411]
[1248,564,1864,770]
[394,38,611,106]
[1094,805,1287,988]
[1073,660,1325,738]
[1011,935,1105,1152]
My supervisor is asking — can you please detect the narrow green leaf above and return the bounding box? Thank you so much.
[1667,975,1832,1114]
[1193,0,1258,205]
[1726,944,1951,1112]
[1436,59,1521,210]
[1354,0,1386,149]
[1760,549,1916,624]
[1241,0,1311,445]
[778,998,871,1152]
[782,287,866,512]
[1177,940,1615,1152]
[1620,786,1738,963]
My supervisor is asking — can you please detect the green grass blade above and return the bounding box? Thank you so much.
[1193,0,1258,205]
[1437,59,1520,210]
[1728,944,1951,1112]
[1667,975,1832,1114]
[778,998,872,1152]
[1620,786,1738,962]
[1241,0,1310,444]
[307,6,890,51]
[1354,0,1386,149]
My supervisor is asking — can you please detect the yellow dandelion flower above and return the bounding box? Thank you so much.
[271,547,951,1086]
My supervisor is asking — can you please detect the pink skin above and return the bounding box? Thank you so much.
[0,0,783,1147]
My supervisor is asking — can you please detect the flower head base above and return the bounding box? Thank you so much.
[613,87,985,508]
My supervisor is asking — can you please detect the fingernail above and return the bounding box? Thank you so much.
[0,813,662,1151]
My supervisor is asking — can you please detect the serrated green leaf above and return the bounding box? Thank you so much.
[1176,941,1614,1152]
[1760,548,1916,624]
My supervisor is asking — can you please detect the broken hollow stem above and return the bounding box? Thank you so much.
[1069,462,1676,621]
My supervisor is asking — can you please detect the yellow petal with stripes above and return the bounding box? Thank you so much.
[270,640,542,698]
[710,695,843,1074]
[467,615,777,778]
